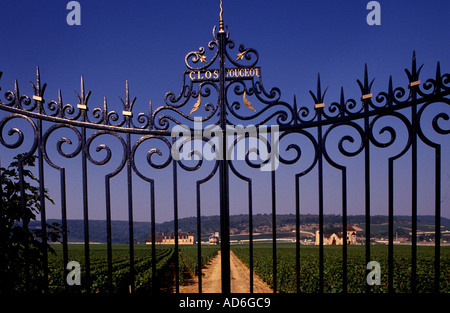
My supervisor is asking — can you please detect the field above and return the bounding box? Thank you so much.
[45,244,220,293]
[42,244,449,293]
[232,244,450,293]
[47,244,175,293]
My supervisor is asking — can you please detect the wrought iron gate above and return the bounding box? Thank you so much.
[0,6,449,294]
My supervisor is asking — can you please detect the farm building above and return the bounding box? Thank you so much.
[209,232,220,245]
[146,233,194,245]
[315,225,359,245]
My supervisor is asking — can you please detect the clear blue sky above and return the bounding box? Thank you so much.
[0,0,449,222]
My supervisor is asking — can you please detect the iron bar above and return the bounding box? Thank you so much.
[105,176,113,293]
[360,65,372,293]
[37,119,48,292]
[34,68,49,292]
[150,181,157,293]
[81,126,90,292]
[342,168,348,293]
[172,149,179,293]
[364,114,371,294]
[126,132,135,294]
[271,168,277,293]
[411,87,418,294]
[434,146,441,292]
[248,179,253,293]
[317,113,324,293]
[388,158,394,293]
[60,168,69,292]
[218,24,231,294]
[196,181,202,293]
[295,175,300,293]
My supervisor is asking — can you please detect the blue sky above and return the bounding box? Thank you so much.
[0,0,449,223]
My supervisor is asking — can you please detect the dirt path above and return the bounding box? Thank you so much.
[179,250,272,293]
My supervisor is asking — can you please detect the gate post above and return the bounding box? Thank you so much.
[218,9,231,293]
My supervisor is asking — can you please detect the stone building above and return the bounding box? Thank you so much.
[315,225,358,245]
[146,233,195,245]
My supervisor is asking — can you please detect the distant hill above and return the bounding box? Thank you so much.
[29,214,450,244]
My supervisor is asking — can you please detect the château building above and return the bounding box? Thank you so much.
[315,225,359,245]
[146,233,194,245]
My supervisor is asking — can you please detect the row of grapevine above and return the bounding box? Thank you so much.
[45,244,222,292]
[46,244,175,293]
[232,245,450,293]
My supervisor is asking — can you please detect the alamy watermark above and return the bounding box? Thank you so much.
[366,1,381,26]
[366,261,381,285]
[66,1,81,26]
[171,118,280,172]
[66,261,81,286]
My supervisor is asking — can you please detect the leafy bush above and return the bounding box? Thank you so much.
[0,155,61,293]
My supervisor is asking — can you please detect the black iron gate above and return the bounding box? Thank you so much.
[0,4,449,294]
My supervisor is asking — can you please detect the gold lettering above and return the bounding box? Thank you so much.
[187,68,261,81]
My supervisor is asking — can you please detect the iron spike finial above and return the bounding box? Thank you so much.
[405,51,423,88]
[435,61,442,93]
[311,73,327,109]
[36,66,41,91]
[339,87,345,115]
[32,65,47,102]
[149,100,154,129]
[388,75,393,94]
[388,76,393,106]
[80,75,84,97]
[76,75,90,110]
[293,95,298,125]
[412,50,417,75]
[357,64,374,99]
[411,50,422,81]
[14,79,19,95]
[121,80,136,117]
[436,61,441,79]
[14,79,20,107]
[364,63,369,90]
[57,89,63,117]
[219,0,225,33]
[317,73,322,99]
[126,80,129,106]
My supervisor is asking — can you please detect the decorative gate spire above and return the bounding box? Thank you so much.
[219,0,224,33]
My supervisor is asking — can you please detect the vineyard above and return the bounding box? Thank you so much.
[47,244,174,293]
[35,244,450,293]
[232,244,450,293]
[44,244,220,293]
